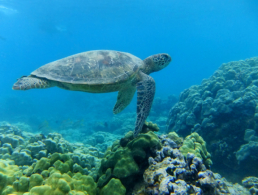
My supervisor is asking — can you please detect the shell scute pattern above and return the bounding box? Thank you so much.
[31,50,142,85]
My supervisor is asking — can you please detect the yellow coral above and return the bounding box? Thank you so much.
[0,154,97,195]
[28,185,51,195]
[27,172,95,195]
[71,173,97,195]
[0,160,22,194]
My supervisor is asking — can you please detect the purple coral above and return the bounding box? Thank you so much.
[144,136,204,195]
[198,170,218,191]
[143,135,247,195]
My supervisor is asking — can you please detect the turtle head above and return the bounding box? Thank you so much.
[12,76,53,90]
[12,76,31,90]
[142,53,172,74]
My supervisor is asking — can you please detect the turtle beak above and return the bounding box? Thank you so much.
[12,81,21,90]
[12,78,26,90]
[12,86,19,90]
[161,53,172,66]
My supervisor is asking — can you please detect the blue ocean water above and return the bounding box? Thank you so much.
[1,0,258,129]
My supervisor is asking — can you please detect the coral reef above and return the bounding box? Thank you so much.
[97,131,161,193]
[141,121,160,134]
[100,178,126,195]
[0,124,103,176]
[0,121,256,195]
[242,176,258,195]
[151,95,178,117]
[0,159,22,195]
[167,57,258,181]
[0,126,72,165]
[141,135,250,195]
[82,131,123,152]
[167,132,183,146]
[0,153,98,195]
[179,132,212,168]
[236,141,258,162]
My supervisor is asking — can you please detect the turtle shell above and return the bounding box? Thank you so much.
[31,50,142,85]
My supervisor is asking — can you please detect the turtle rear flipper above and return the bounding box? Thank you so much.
[12,76,54,90]
[134,72,156,137]
[113,86,136,114]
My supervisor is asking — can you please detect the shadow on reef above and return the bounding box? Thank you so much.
[167,57,258,183]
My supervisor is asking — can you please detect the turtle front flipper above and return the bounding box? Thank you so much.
[134,72,156,137]
[12,76,54,90]
[113,86,136,114]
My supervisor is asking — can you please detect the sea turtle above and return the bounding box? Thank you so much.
[12,50,172,137]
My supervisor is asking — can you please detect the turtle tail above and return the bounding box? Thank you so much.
[12,76,54,90]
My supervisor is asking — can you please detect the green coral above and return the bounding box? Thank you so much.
[100,147,139,179]
[26,172,95,195]
[119,131,134,147]
[141,121,159,133]
[27,185,52,195]
[29,174,44,190]
[33,157,51,173]
[71,173,97,195]
[44,172,71,194]
[100,178,126,195]
[1,185,15,195]
[98,131,161,189]
[53,159,72,174]
[180,132,212,167]
[0,160,22,194]
[13,176,30,192]
[127,131,161,161]
[112,148,139,178]
[0,153,97,195]
[97,168,112,187]
[31,153,74,176]
[167,132,183,146]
